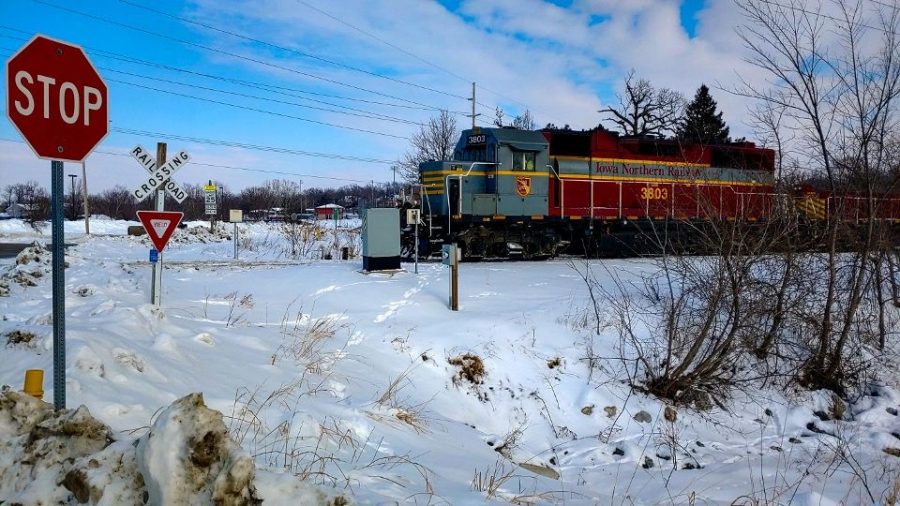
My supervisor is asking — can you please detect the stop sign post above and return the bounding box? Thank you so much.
[6,35,108,411]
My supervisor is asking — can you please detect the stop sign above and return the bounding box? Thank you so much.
[6,35,108,162]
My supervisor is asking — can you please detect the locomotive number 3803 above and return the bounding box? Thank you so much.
[640,187,669,200]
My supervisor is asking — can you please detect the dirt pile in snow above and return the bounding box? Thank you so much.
[0,388,124,504]
[169,225,232,245]
[0,242,54,291]
[136,392,261,505]
[0,390,270,505]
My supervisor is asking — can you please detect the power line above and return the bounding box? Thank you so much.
[756,0,899,36]
[0,137,374,182]
[85,43,467,116]
[865,0,900,15]
[108,127,396,164]
[295,0,566,124]
[106,77,410,139]
[101,67,422,126]
[295,0,474,86]
[26,0,462,113]
[0,26,454,114]
[1,42,424,126]
[118,0,472,102]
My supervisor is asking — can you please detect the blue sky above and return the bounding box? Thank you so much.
[1,0,748,193]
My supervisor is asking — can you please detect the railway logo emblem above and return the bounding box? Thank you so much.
[515,176,532,197]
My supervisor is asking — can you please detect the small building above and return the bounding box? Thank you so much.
[315,204,344,220]
[5,203,31,218]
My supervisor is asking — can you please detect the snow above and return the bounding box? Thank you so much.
[0,217,899,505]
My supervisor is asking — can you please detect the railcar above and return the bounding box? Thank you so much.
[409,126,899,259]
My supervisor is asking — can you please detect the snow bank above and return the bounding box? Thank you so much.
[136,392,261,505]
[0,389,345,505]
[0,388,117,504]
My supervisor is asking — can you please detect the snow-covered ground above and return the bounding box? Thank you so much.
[1,217,899,505]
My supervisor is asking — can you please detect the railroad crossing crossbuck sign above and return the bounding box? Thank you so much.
[131,145,189,202]
[6,35,108,162]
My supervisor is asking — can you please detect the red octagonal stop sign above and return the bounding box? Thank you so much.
[6,35,108,162]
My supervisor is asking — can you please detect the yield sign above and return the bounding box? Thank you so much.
[137,210,183,252]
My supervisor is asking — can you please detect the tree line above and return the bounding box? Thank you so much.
[1,179,404,222]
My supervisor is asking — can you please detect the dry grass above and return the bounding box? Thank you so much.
[369,364,430,433]
[274,302,347,373]
[6,329,37,347]
[884,474,900,505]
[448,353,485,385]
[471,458,518,499]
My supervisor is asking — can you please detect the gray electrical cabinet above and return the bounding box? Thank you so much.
[362,208,401,271]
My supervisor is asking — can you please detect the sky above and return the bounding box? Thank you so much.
[0,0,768,194]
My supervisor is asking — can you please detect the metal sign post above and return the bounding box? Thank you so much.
[50,161,65,408]
[152,144,166,307]
[407,208,421,274]
[229,209,242,260]
[137,210,183,301]
[441,243,459,311]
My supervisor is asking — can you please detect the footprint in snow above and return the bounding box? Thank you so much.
[194,333,215,346]
[152,334,178,353]
[113,348,145,373]
[313,285,340,296]
[374,299,410,323]
[90,300,117,316]
[73,347,106,379]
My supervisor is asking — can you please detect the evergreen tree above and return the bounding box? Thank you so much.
[677,84,730,145]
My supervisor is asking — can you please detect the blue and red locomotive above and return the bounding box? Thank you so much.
[410,126,898,259]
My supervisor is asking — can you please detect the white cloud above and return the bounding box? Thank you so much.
[7,0,885,191]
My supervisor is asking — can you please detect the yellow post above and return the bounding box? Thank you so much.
[23,369,44,399]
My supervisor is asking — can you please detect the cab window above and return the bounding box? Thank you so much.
[512,151,536,171]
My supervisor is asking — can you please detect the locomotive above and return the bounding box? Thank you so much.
[407,126,899,259]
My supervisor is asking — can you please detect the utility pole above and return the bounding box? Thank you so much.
[80,161,90,235]
[67,174,77,220]
[466,82,480,129]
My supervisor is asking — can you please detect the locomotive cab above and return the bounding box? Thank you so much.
[451,127,550,219]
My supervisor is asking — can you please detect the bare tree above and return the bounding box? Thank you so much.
[599,70,685,137]
[493,106,505,127]
[91,185,136,220]
[397,110,459,183]
[735,0,900,394]
[1,186,13,209]
[512,109,536,130]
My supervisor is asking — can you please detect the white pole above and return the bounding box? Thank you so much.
[151,143,166,306]
[81,161,90,235]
